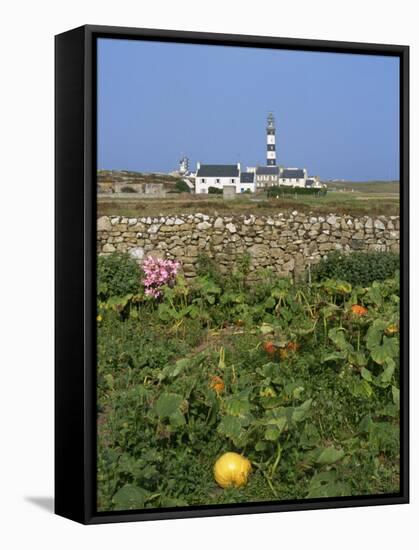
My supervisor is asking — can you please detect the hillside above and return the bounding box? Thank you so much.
[97,169,179,190]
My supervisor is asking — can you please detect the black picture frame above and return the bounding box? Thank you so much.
[55,24,409,525]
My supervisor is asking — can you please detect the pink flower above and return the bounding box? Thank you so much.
[142,256,180,298]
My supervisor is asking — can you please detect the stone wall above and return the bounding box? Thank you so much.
[97,212,400,279]
[99,182,167,198]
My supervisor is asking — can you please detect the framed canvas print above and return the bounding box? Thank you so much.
[55,25,409,524]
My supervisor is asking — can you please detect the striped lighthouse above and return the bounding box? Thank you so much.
[266,112,276,166]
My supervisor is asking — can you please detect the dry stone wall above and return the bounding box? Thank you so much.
[97,212,400,279]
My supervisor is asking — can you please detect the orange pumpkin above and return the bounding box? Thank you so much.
[287,341,299,353]
[210,375,225,395]
[263,341,277,356]
[351,304,368,316]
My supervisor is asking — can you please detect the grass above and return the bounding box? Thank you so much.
[98,190,400,218]
[327,180,399,194]
[97,171,400,218]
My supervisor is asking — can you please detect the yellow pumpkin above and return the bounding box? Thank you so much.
[259,386,277,398]
[385,324,399,335]
[214,452,252,488]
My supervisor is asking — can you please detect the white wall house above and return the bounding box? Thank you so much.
[195,163,256,194]
[255,166,281,188]
[253,167,324,190]
[239,171,256,192]
[278,168,308,188]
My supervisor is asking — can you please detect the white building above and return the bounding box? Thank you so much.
[195,163,256,194]
[277,169,324,189]
[239,171,256,192]
[255,166,281,188]
[278,168,308,188]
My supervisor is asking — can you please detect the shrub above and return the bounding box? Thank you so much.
[267,186,327,197]
[312,251,399,286]
[120,186,137,193]
[208,186,223,195]
[230,252,251,291]
[97,252,141,300]
[175,179,191,193]
[196,253,224,286]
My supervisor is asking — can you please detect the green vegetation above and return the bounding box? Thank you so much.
[208,186,223,195]
[174,179,191,193]
[312,251,400,287]
[97,252,400,511]
[97,252,142,301]
[267,186,327,197]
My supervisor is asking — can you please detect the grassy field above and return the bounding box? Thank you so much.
[327,181,399,194]
[98,182,400,218]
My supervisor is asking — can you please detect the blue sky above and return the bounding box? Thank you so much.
[97,38,400,181]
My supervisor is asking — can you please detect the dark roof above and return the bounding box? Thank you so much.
[196,164,239,177]
[256,166,280,175]
[240,172,255,183]
[281,169,305,179]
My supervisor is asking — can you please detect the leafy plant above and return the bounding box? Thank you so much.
[267,186,327,197]
[96,258,400,511]
[208,186,223,195]
[97,252,141,301]
[195,253,224,287]
[312,251,399,286]
[175,179,191,193]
